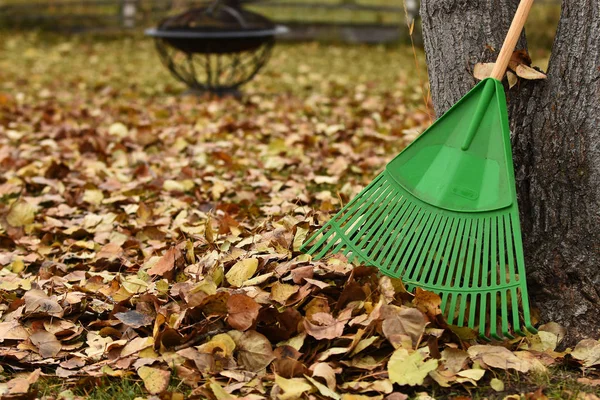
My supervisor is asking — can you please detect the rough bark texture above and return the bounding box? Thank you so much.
[421,0,600,344]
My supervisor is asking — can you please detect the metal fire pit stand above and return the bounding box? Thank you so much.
[145,6,287,95]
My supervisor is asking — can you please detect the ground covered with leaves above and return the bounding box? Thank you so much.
[1,33,599,400]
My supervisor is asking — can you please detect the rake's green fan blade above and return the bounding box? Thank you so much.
[302,78,537,340]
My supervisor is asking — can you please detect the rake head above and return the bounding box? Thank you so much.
[302,79,537,340]
[302,172,536,340]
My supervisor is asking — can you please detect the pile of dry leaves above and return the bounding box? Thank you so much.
[0,34,599,400]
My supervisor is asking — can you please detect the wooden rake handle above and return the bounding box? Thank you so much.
[490,0,535,80]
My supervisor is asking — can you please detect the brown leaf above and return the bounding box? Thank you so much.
[382,307,427,349]
[227,294,260,331]
[510,49,533,66]
[30,331,62,358]
[578,377,600,387]
[24,289,63,317]
[272,345,308,378]
[412,288,441,318]
[305,297,330,322]
[236,330,275,372]
[468,345,531,372]
[303,312,346,340]
[115,310,154,328]
[0,321,29,342]
[148,247,181,276]
[525,387,549,400]
[515,64,547,80]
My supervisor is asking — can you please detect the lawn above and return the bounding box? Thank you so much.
[1,32,599,400]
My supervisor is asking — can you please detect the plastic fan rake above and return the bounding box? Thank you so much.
[302,0,538,340]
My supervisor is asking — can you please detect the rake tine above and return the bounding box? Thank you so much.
[406,214,444,283]
[347,190,402,258]
[397,211,437,280]
[426,217,459,287]
[360,197,408,263]
[389,209,429,277]
[367,200,414,269]
[375,202,419,273]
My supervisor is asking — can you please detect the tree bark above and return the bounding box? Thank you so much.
[421,0,600,344]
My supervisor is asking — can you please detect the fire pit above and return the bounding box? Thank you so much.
[146,1,287,94]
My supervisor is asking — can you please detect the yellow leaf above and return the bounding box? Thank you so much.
[137,366,170,395]
[10,258,25,273]
[507,71,518,89]
[108,122,128,138]
[83,189,104,205]
[388,348,438,386]
[491,377,505,392]
[456,368,486,383]
[292,225,309,251]
[270,282,299,304]
[7,200,36,227]
[275,375,312,400]
[225,258,258,287]
[209,380,237,400]
[163,180,186,192]
[305,374,341,400]
[198,333,236,357]
[570,339,600,367]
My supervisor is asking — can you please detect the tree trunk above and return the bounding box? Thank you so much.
[420,0,600,344]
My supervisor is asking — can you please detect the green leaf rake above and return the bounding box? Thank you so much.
[302,0,538,340]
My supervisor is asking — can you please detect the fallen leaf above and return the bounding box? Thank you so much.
[236,330,275,372]
[210,380,237,399]
[578,377,600,387]
[24,289,63,316]
[412,288,441,318]
[271,282,299,304]
[388,348,438,386]
[491,377,505,392]
[226,258,259,287]
[507,71,518,88]
[275,375,313,400]
[7,200,36,227]
[311,362,338,390]
[538,322,566,344]
[382,307,427,349]
[305,374,341,400]
[227,294,260,331]
[571,339,600,367]
[138,366,170,395]
[148,247,181,276]
[115,310,154,328]
[0,321,29,342]
[30,331,62,358]
[304,312,346,340]
[468,345,531,372]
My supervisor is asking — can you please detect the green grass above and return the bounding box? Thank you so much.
[29,367,600,399]
[33,375,192,399]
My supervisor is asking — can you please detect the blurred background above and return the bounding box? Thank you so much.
[0,0,561,117]
[0,0,560,47]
